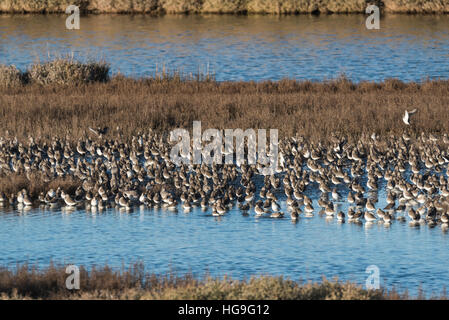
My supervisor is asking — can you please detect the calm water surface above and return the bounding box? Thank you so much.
[1,14,449,81]
[0,184,449,296]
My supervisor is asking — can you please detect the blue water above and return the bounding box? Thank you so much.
[0,187,449,296]
[1,14,449,82]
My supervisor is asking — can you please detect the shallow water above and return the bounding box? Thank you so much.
[1,14,449,81]
[1,180,449,296]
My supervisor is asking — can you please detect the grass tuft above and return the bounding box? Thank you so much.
[27,58,110,85]
[0,262,438,299]
[0,65,24,87]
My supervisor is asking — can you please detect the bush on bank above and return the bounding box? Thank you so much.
[0,59,110,86]
[0,65,23,87]
[28,59,110,85]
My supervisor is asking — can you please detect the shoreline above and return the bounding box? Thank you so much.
[2,12,449,16]
[0,262,432,299]
[1,1,449,15]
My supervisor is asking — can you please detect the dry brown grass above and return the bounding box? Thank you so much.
[28,58,110,85]
[1,0,449,14]
[1,59,109,86]
[0,75,449,143]
[0,173,81,200]
[0,262,438,299]
[0,65,23,88]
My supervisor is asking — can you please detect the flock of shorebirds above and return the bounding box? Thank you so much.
[0,109,449,228]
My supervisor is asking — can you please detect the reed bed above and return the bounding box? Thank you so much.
[0,262,437,299]
[0,59,109,86]
[1,0,449,14]
[0,65,23,87]
[0,173,81,201]
[1,73,449,143]
[28,59,110,85]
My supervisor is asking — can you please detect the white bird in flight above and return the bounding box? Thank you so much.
[88,126,108,136]
[403,109,417,125]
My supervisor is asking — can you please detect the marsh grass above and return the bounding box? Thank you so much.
[0,262,439,299]
[0,173,81,200]
[27,58,110,85]
[1,59,109,86]
[1,0,449,14]
[1,74,449,143]
[2,59,213,86]
[0,65,24,87]
[153,63,215,82]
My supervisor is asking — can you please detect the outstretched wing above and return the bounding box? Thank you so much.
[89,127,99,136]
[408,108,417,115]
[402,110,410,125]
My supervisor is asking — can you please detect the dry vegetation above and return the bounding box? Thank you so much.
[0,173,81,200]
[27,59,109,85]
[0,262,436,299]
[0,72,449,143]
[1,59,109,86]
[0,0,449,14]
[0,65,23,87]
